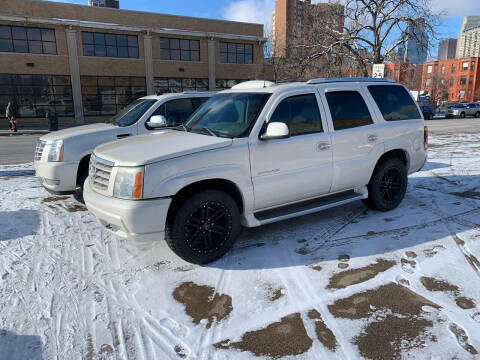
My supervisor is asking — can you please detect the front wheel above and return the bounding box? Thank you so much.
[460,112,466,118]
[166,190,241,264]
[363,158,407,212]
[475,111,480,118]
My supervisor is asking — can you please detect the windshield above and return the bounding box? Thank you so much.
[107,99,156,127]
[185,93,271,138]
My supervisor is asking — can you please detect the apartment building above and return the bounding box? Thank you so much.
[271,0,344,58]
[438,38,457,61]
[456,16,480,59]
[0,0,271,126]
[421,58,480,102]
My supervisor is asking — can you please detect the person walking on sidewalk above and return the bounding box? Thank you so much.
[6,101,18,133]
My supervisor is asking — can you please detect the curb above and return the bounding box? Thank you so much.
[0,131,50,137]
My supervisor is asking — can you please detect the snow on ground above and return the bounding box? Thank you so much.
[1,133,480,360]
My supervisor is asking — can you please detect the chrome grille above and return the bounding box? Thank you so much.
[90,154,114,191]
[34,140,46,161]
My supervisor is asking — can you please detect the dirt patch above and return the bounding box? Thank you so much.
[265,284,284,302]
[65,203,87,212]
[354,315,436,360]
[449,323,478,355]
[307,310,338,351]
[309,264,322,271]
[327,259,396,289]
[405,251,417,259]
[174,265,195,272]
[86,334,95,360]
[99,344,113,355]
[464,254,480,274]
[174,345,187,358]
[338,263,349,269]
[454,235,465,246]
[173,282,232,329]
[401,258,416,266]
[398,278,410,286]
[421,277,476,310]
[329,283,440,320]
[42,196,69,203]
[214,313,312,358]
[423,245,445,257]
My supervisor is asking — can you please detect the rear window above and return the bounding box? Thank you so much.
[368,85,421,121]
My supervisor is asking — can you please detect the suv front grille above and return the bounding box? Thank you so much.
[90,155,114,191]
[34,140,46,161]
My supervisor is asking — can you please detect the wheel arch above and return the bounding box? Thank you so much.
[167,178,245,222]
[76,154,91,186]
[369,149,409,184]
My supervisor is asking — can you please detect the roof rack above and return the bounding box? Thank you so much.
[307,77,396,85]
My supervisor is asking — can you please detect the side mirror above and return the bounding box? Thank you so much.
[146,115,167,129]
[260,122,290,140]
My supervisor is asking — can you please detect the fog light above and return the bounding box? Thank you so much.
[44,179,60,186]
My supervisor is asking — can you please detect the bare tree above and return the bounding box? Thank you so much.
[297,0,442,76]
[427,73,449,105]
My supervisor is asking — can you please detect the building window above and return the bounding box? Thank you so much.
[434,64,438,73]
[160,38,200,62]
[0,74,72,118]
[82,32,139,58]
[460,76,467,85]
[472,61,476,71]
[451,64,456,73]
[441,65,445,74]
[0,26,56,55]
[449,78,454,87]
[215,79,248,89]
[425,78,431,87]
[394,70,399,78]
[469,75,473,85]
[468,89,472,97]
[81,76,146,116]
[462,61,469,71]
[426,65,432,74]
[220,42,253,64]
[459,90,465,99]
[153,78,208,94]
[440,79,445,85]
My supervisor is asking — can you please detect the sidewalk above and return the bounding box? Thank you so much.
[0,129,51,137]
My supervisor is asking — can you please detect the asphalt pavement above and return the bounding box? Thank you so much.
[0,118,479,165]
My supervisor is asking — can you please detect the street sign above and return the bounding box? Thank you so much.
[372,64,385,78]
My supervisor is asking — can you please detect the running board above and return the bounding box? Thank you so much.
[254,190,364,226]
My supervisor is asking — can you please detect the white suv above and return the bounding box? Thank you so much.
[34,92,213,195]
[84,79,428,264]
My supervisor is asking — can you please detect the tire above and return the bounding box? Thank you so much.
[460,112,466,118]
[74,165,89,203]
[362,158,407,212]
[475,111,480,118]
[166,190,241,264]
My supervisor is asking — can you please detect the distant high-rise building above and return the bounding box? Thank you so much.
[88,0,119,9]
[456,16,480,58]
[438,38,457,60]
[271,0,344,58]
[397,22,428,64]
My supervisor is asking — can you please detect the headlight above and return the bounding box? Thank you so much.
[48,140,64,162]
[113,166,144,199]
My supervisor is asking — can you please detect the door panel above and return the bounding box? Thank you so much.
[249,92,333,211]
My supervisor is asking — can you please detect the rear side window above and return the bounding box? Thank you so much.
[325,91,373,130]
[368,85,421,121]
[269,94,322,136]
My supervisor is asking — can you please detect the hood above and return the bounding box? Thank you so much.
[40,123,117,143]
[94,130,233,166]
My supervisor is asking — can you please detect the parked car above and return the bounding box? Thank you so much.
[451,102,480,118]
[84,78,428,264]
[34,92,214,196]
[436,102,458,118]
[420,105,435,120]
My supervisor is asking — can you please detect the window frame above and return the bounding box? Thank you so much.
[267,93,324,137]
[159,37,200,62]
[0,25,57,55]
[81,31,139,59]
[219,42,253,64]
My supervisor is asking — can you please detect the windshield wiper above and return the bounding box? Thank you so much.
[191,127,218,137]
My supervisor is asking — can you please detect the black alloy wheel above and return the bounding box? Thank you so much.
[379,168,402,203]
[166,190,241,264]
[475,111,480,118]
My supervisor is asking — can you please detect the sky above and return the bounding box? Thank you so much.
[47,0,480,45]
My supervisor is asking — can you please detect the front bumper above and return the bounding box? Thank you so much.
[34,160,78,192]
[83,179,171,242]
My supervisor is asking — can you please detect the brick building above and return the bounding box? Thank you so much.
[383,62,423,91]
[0,0,271,126]
[421,58,480,103]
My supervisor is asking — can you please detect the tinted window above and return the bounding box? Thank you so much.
[269,94,322,136]
[325,91,373,130]
[368,85,421,121]
[152,98,195,126]
[107,99,156,127]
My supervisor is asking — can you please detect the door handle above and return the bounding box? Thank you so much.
[117,134,131,139]
[367,134,378,143]
[317,142,331,151]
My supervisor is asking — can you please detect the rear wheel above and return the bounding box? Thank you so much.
[166,190,241,264]
[362,158,407,212]
[475,111,480,118]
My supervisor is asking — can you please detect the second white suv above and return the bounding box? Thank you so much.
[34,92,213,196]
[84,78,428,264]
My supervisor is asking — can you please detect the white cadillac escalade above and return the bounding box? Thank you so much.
[84,79,428,264]
[34,92,213,196]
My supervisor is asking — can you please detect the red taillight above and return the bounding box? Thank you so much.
[424,126,428,149]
